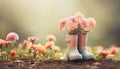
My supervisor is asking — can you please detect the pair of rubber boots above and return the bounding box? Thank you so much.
[66,35,94,60]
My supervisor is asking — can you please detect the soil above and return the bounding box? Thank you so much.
[0,59,120,69]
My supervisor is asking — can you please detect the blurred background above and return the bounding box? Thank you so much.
[0,0,120,50]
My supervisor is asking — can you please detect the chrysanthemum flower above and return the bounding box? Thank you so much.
[46,35,56,42]
[35,44,46,54]
[0,39,11,45]
[88,17,96,28]
[0,39,5,45]
[109,46,119,55]
[27,36,39,44]
[45,42,54,49]
[23,40,32,49]
[66,22,78,30]
[74,12,85,19]
[6,32,19,41]
[10,50,17,57]
[81,18,89,28]
[99,51,109,58]
[51,46,61,52]
[59,18,67,30]
[68,16,76,23]
[31,45,37,50]
[2,41,11,45]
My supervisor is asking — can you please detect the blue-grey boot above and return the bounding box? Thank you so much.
[78,35,94,59]
[66,35,82,60]
[66,48,82,60]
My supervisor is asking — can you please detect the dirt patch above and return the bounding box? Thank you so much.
[0,59,120,69]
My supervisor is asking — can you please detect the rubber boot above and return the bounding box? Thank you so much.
[66,35,82,60]
[78,35,94,59]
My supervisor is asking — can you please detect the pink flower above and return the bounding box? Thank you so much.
[6,32,19,41]
[23,40,32,49]
[0,39,11,45]
[68,16,76,23]
[59,18,67,30]
[31,45,37,50]
[88,17,96,28]
[46,35,56,42]
[74,12,85,19]
[23,40,32,46]
[2,41,11,45]
[81,18,89,28]
[66,22,77,30]
[27,36,39,44]
[66,17,78,30]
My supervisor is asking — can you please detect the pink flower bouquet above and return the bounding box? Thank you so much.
[59,12,96,35]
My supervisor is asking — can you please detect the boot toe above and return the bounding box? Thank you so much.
[80,48,94,59]
[67,48,82,60]
[68,53,82,60]
[84,53,94,59]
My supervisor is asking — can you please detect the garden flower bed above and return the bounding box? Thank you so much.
[0,32,64,61]
[0,32,120,69]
